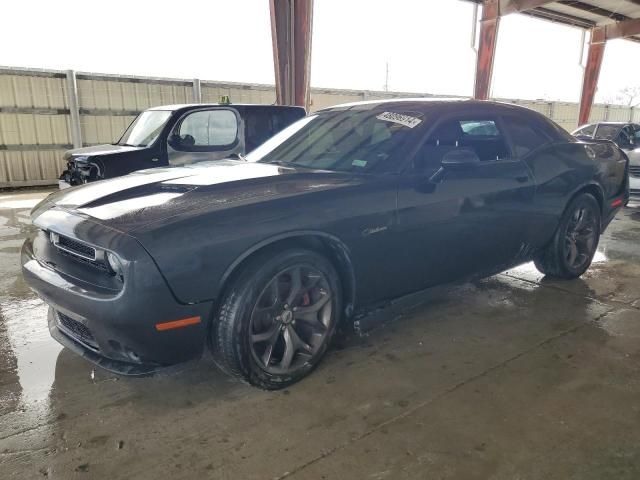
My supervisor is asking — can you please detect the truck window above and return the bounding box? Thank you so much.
[245,108,306,152]
[245,110,274,152]
[176,110,238,148]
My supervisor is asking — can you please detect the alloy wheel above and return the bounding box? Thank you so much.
[564,205,598,270]
[249,265,333,375]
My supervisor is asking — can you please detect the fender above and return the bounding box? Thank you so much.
[218,230,357,315]
[566,181,604,209]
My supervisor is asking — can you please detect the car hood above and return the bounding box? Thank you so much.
[35,160,357,233]
[64,144,146,160]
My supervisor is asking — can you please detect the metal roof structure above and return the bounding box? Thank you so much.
[268,1,639,125]
[467,0,640,41]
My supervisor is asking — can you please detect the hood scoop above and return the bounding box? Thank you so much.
[79,183,196,210]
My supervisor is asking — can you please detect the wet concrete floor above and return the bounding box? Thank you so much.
[1,188,640,479]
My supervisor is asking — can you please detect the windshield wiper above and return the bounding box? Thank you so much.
[228,153,248,161]
[264,160,297,167]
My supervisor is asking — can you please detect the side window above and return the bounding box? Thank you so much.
[634,125,640,142]
[577,124,595,137]
[460,120,500,136]
[414,116,509,170]
[173,110,238,149]
[503,115,550,157]
[618,126,635,148]
[626,125,636,139]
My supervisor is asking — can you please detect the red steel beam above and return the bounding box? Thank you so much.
[575,16,640,125]
[599,17,640,41]
[269,0,314,109]
[503,0,555,15]
[578,29,606,126]
[474,0,500,100]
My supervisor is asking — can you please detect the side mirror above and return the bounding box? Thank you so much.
[441,148,481,168]
[168,133,195,149]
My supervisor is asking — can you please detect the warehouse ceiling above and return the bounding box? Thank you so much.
[468,0,640,42]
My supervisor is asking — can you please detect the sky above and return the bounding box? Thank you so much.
[1,0,638,104]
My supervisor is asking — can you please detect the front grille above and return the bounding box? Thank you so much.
[629,166,640,178]
[55,234,96,260]
[49,231,112,274]
[57,311,99,351]
[57,248,110,272]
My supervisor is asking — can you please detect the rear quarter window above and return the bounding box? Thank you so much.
[503,115,551,157]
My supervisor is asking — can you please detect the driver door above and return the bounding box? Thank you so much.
[392,112,535,294]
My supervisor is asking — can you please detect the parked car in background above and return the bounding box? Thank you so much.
[59,103,306,188]
[24,99,628,389]
[573,122,640,196]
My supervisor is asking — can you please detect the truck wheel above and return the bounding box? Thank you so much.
[534,193,601,279]
[212,248,341,390]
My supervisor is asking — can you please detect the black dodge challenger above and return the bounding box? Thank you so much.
[22,99,629,389]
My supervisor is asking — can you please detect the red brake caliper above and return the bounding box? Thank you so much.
[302,292,311,306]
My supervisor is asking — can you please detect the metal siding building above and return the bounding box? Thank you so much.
[0,66,637,187]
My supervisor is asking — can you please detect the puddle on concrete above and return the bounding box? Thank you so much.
[0,297,61,420]
[0,198,42,210]
[0,189,60,429]
[507,251,609,278]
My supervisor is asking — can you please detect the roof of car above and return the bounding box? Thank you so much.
[317,98,543,116]
[147,104,304,111]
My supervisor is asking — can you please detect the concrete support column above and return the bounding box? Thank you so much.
[269,0,314,109]
[578,29,606,126]
[474,0,500,100]
[192,79,202,103]
[65,70,82,148]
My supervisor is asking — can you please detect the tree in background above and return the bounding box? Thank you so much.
[606,87,640,107]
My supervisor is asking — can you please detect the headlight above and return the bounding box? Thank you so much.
[106,251,123,279]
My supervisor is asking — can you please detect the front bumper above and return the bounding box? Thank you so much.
[48,308,159,375]
[59,158,101,189]
[22,225,214,375]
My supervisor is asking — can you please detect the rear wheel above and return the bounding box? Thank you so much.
[212,248,341,389]
[534,193,601,279]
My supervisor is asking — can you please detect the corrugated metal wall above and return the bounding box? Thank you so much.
[0,69,71,187]
[0,66,637,188]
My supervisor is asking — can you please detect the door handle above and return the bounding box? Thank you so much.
[515,175,529,183]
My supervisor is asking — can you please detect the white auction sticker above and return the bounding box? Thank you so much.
[376,111,422,128]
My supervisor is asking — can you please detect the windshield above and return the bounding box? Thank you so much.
[117,110,172,147]
[594,124,622,141]
[246,108,424,173]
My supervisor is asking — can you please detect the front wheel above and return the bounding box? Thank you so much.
[211,248,341,390]
[534,193,601,279]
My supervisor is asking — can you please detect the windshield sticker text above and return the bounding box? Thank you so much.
[376,111,422,129]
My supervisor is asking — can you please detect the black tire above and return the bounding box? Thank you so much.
[534,193,601,279]
[211,248,342,390]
